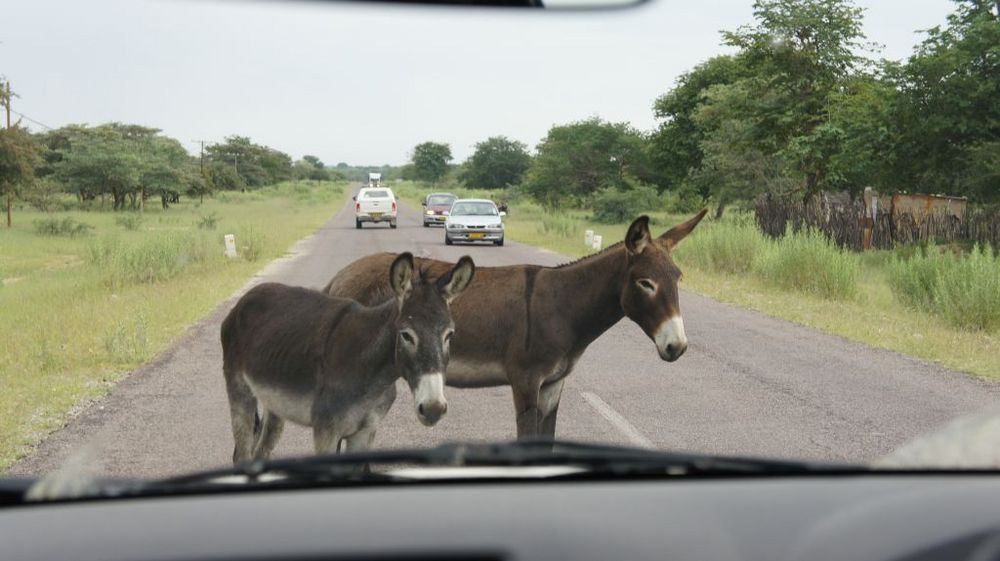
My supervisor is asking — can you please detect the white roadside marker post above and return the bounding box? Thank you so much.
[585,229,594,246]
[592,235,602,251]
[224,234,238,259]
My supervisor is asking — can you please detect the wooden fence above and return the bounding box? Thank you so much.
[755,192,1000,251]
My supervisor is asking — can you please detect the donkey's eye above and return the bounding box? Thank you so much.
[400,330,417,346]
[636,279,657,294]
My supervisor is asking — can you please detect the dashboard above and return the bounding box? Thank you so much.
[3,475,1000,561]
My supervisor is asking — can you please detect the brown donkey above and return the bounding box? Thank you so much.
[324,211,706,440]
[222,252,474,463]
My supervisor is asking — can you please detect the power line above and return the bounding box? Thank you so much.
[10,110,54,131]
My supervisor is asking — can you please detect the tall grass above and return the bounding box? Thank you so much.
[753,228,860,300]
[674,216,765,275]
[87,231,218,289]
[888,245,1000,331]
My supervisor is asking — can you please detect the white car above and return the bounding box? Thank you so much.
[444,198,506,246]
[354,187,397,229]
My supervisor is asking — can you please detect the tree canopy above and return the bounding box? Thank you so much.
[410,142,453,184]
[459,136,530,189]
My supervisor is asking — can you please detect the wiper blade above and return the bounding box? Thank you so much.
[101,440,857,498]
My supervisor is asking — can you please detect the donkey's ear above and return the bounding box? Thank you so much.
[624,215,652,256]
[437,255,475,303]
[389,252,414,303]
[659,208,708,251]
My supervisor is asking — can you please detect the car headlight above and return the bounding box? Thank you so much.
[442,210,450,216]
[489,223,503,229]
[425,210,434,215]
[448,223,464,229]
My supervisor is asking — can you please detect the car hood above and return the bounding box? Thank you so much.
[447,214,502,226]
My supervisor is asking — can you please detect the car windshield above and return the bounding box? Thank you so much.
[2,0,998,492]
[451,202,498,216]
[427,195,456,206]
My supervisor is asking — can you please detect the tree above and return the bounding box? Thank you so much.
[525,117,650,207]
[721,0,871,200]
[293,156,330,181]
[890,0,1000,200]
[410,142,452,184]
[459,136,531,189]
[52,125,139,210]
[0,125,40,227]
[205,136,292,189]
[649,55,747,192]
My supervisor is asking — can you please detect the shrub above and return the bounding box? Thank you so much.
[196,213,220,230]
[591,185,661,224]
[87,232,216,288]
[104,313,150,363]
[115,213,144,231]
[753,227,860,300]
[888,245,1000,331]
[33,217,93,237]
[237,225,266,262]
[674,215,765,274]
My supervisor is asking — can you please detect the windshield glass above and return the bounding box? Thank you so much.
[2,0,997,490]
[451,202,499,216]
[427,195,456,206]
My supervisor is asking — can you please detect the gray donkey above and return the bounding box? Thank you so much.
[221,252,474,464]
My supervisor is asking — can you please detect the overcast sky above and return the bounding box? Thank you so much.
[3,0,952,165]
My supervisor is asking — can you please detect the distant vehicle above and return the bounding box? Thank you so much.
[444,198,505,246]
[355,187,397,229]
[367,172,383,187]
[422,192,458,227]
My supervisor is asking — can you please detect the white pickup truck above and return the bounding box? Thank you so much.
[355,187,397,229]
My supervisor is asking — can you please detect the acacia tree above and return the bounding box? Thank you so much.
[410,142,453,184]
[0,125,40,227]
[459,136,531,189]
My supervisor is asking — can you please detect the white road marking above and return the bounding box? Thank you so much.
[580,391,655,449]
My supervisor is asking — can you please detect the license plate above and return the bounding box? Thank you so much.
[468,233,485,240]
[370,213,382,218]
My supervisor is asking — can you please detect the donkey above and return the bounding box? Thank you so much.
[221,252,475,464]
[324,211,707,440]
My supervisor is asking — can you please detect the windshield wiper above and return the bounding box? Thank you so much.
[69,440,858,500]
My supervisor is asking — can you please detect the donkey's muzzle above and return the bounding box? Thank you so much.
[413,373,447,426]
[654,316,688,363]
[417,401,448,426]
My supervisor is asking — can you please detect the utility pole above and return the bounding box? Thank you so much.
[2,80,10,128]
[2,79,13,227]
[199,140,205,175]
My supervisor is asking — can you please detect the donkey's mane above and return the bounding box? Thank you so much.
[551,240,626,269]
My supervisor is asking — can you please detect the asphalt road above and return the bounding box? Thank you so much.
[10,198,1000,478]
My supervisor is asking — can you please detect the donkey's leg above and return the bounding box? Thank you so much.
[343,426,377,452]
[251,411,285,460]
[224,370,258,465]
[512,381,544,439]
[313,419,346,455]
[538,378,566,439]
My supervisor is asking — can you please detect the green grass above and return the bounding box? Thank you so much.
[393,181,999,380]
[888,245,1000,332]
[0,180,348,470]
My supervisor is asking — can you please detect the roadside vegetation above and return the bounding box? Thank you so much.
[0,180,347,470]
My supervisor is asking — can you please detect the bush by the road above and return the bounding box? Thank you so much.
[591,185,661,224]
[889,245,1000,332]
[754,228,860,300]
